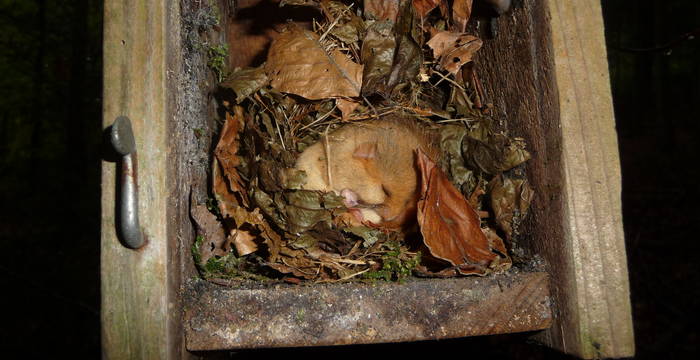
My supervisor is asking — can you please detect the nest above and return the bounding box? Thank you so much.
[191,0,534,283]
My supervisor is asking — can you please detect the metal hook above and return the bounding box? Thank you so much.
[110,116,144,249]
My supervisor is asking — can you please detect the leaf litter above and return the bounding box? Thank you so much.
[193,0,534,284]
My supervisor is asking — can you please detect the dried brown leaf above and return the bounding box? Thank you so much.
[230,229,258,256]
[213,106,249,207]
[360,20,396,95]
[489,174,534,241]
[190,202,228,265]
[326,2,366,44]
[267,247,326,280]
[427,31,482,74]
[265,27,363,100]
[336,98,360,121]
[412,0,443,18]
[462,133,531,175]
[452,0,473,32]
[416,150,507,275]
[227,204,282,262]
[482,227,509,261]
[213,160,241,217]
[220,66,269,103]
[267,263,317,280]
[364,0,400,22]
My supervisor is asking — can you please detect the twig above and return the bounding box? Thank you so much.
[435,118,478,123]
[347,108,398,121]
[432,70,466,91]
[300,104,337,130]
[318,3,355,42]
[318,15,342,42]
[275,115,287,151]
[330,257,369,265]
[362,96,380,118]
[324,124,333,188]
[336,268,371,281]
[470,68,485,109]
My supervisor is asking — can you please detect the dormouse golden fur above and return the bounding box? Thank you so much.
[292,116,439,230]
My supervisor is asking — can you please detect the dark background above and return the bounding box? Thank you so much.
[0,0,697,358]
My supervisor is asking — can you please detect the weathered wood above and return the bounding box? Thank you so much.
[101,0,632,357]
[102,0,180,358]
[184,271,551,350]
[473,0,633,357]
[170,0,230,358]
[540,1,635,358]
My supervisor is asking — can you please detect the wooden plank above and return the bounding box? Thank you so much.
[471,1,572,356]
[184,272,551,350]
[101,0,177,358]
[169,0,228,358]
[468,0,633,357]
[536,1,635,358]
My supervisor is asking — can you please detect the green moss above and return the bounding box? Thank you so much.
[207,44,228,83]
[193,127,204,138]
[191,235,204,266]
[363,241,421,282]
[295,309,306,322]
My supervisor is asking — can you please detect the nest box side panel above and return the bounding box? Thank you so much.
[474,0,633,357]
[101,0,183,359]
[540,0,634,358]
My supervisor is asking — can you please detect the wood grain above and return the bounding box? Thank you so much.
[185,272,551,350]
[474,0,633,357]
[102,0,176,358]
[101,0,632,358]
[540,1,635,358]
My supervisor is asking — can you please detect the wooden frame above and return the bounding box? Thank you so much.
[540,1,634,357]
[101,0,633,358]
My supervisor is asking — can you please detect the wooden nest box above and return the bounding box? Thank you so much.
[101,0,634,358]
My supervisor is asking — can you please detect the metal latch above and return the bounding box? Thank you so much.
[110,116,144,249]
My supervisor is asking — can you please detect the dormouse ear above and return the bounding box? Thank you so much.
[353,142,377,160]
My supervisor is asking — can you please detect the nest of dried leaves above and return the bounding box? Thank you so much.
[191,0,534,284]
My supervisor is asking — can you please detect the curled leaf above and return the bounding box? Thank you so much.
[288,233,318,250]
[412,0,443,18]
[427,31,482,74]
[336,98,360,121]
[416,150,509,275]
[214,107,248,207]
[439,125,475,191]
[462,133,531,174]
[364,0,400,22]
[225,200,282,262]
[452,0,473,32]
[190,201,228,267]
[230,229,258,256]
[265,27,363,99]
[489,174,534,241]
[361,20,396,95]
[326,1,366,44]
[386,35,422,92]
[267,247,329,280]
[213,159,243,217]
[343,226,383,248]
[220,66,269,103]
